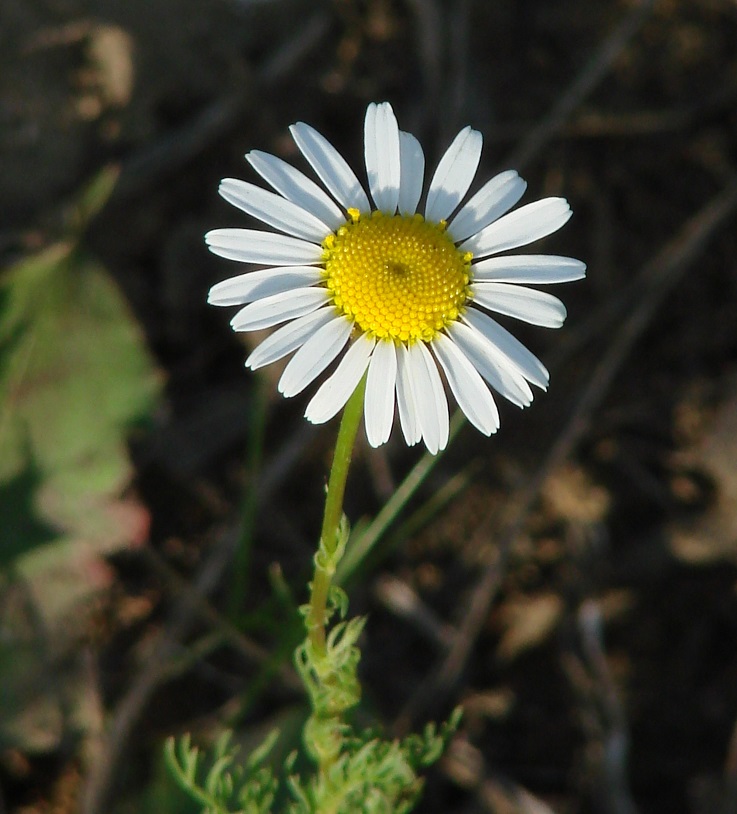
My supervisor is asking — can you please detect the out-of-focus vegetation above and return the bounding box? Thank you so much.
[1,167,160,756]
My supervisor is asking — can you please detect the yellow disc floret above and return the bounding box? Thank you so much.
[322,210,473,343]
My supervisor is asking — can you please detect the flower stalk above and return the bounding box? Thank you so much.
[175,99,583,813]
[297,375,367,781]
[305,374,366,657]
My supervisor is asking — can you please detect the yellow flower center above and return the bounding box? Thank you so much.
[321,210,473,343]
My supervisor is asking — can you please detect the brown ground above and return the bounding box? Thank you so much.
[3,0,737,812]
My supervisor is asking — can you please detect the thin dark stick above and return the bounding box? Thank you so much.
[723,713,737,814]
[80,530,237,814]
[577,600,639,814]
[508,0,656,172]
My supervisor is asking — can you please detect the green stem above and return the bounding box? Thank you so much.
[336,410,465,583]
[306,375,366,657]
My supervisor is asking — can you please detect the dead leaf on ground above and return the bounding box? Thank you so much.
[495,593,564,662]
[669,380,737,564]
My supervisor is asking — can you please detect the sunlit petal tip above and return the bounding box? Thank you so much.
[425,126,483,222]
[229,287,327,332]
[406,342,449,454]
[208,266,320,308]
[245,308,335,371]
[398,130,425,216]
[304,335,376,425]
[433,333,499,436]
[205,228,323,265]
[448,170,528,242]
[216,178,332,242]
[364,340,398,447]
[277,318,353,398]
[471,283,568,328]
[471,255,587,285]
[365,102,401,214]
[396,344,421,445]
[245,150,346,231]
[461,196,573,258]
[461,308,550,392]
[289,120,371,212]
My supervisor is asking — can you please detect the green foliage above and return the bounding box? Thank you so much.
[0,166,161,754]
[0,166,160,568]
[167,543,461,813]
[296,616,366,721]
[123,742,202,814]
[167,709,461,814]
[168,575,461,814]
[166,365,461,813]
[286,709,462,814]
[0,241,158,559]
[165,731,280,814]
[295,516,365,770]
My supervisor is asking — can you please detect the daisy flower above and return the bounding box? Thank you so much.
[206,102,585,454]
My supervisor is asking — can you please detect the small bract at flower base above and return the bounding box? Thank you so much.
[206,102,585,454]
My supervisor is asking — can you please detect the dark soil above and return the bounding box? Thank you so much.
[3,1,737,812]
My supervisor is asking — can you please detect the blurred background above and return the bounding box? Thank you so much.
[2,0,737,812]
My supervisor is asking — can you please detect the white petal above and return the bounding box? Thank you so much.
[406,342,449,454]
[305,334,376,424]
[447,170,527,242]
[230,287,327,331]
[205,228,322,265]
[462,307,549,390]
[218,178,331,242]
[246,307,336,370]
[460,198,572,258]
[398,131,425,216]
[208,266,321,306]
[471,254,587,284]
[290,121,371,212]
[278,317,353,397]
[395,344,421,445]
[425,126,483,223]
[364,340,397,447]
[364,102,400,214]
[246,150,346,231]
[472,283,567,328]
[448,321,533,408]
[432,333,499,435]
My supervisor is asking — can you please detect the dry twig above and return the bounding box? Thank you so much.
[508,0,656,171]
[723,715,737,814]
[564,600,639,814]
[80,529,237,814]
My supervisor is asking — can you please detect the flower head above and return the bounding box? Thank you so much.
[206,102,585,453]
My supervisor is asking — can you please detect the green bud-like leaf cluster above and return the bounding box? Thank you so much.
[166,709,462,814]
[165,731,279,814]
